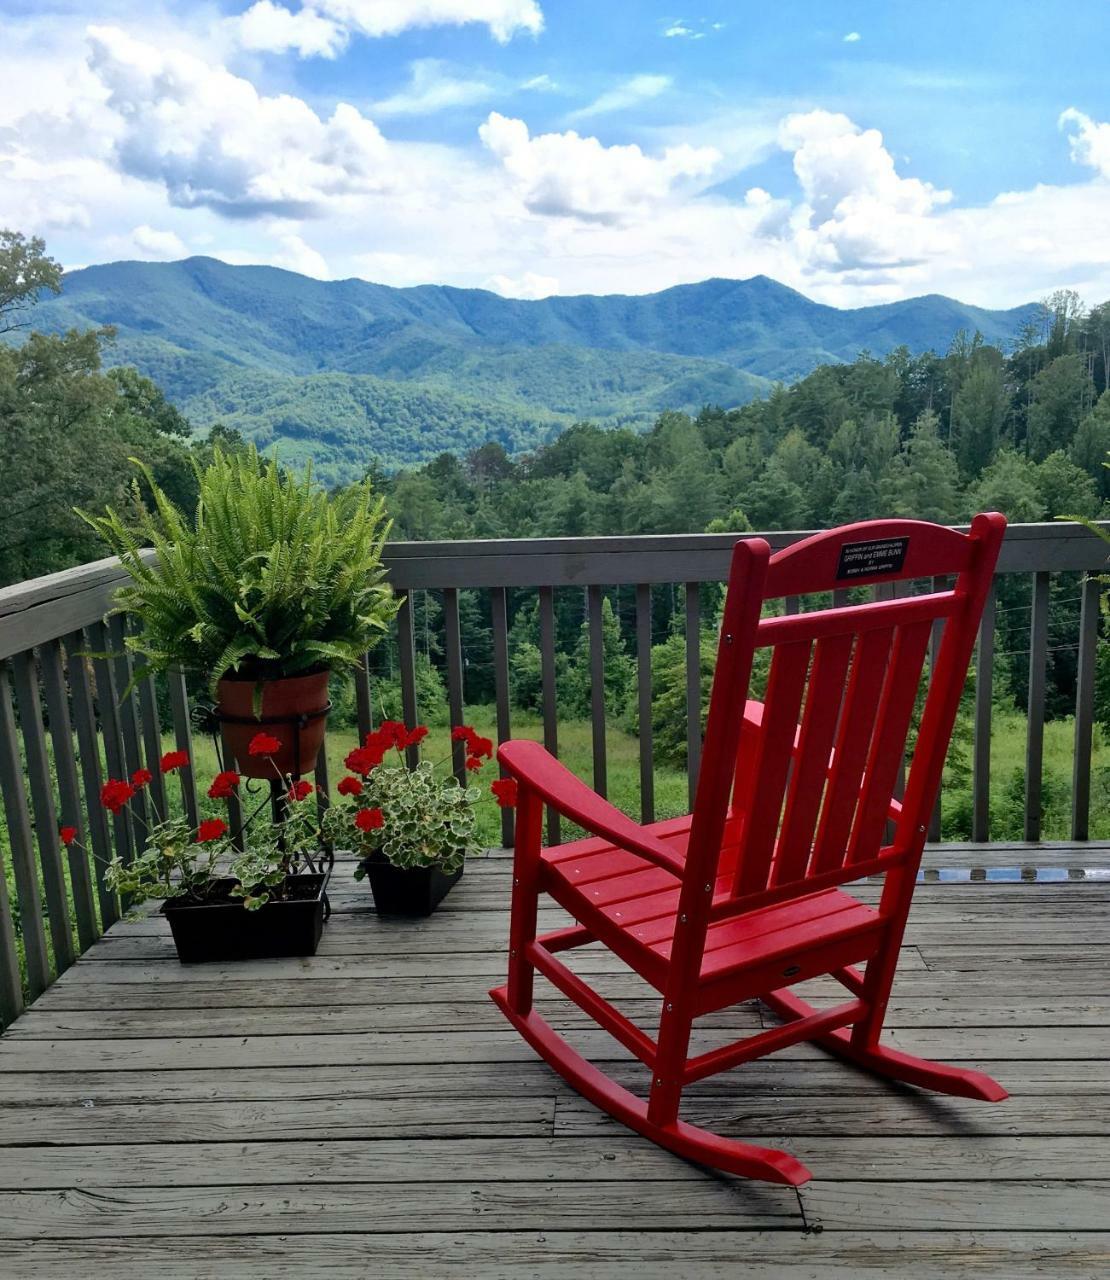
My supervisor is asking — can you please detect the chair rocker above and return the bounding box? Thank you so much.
[490,513,1008,1186]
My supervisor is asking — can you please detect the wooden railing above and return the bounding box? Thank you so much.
[0,522,1104,1024]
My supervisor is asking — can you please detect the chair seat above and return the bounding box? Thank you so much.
[539,820,882,1001]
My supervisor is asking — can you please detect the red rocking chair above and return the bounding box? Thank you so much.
[491,514,1008,1186]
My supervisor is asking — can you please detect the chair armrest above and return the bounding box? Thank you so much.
[498,739,685,878]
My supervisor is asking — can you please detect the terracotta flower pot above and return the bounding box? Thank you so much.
[216,670,331,778]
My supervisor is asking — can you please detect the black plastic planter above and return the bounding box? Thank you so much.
[360,854,463,917]
[162,874,326,963]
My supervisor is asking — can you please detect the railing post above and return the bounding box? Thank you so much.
[635,583,655,826]
[971,581,995,843]
[1071,573,1102,842]
[0,662,50,999]
[685,581,701,808]
[539,586,561,845]
[490,586,514,847]
[1024,571,1050,842]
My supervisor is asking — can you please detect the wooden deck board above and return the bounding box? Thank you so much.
[0,842,1107,1277]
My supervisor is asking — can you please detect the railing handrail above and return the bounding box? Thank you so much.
[1,523,1106,658]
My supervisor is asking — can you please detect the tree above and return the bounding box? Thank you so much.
[950,353,1007,479]
[968,448,1042,522]
[0,229,61,334]
[1071,392,1110,501]
[1034,451,1100,520]
[1026,354,1094,460]
[880,410,962,522]
[561,595,633,720]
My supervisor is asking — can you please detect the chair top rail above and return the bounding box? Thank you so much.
[0,523,1105,659]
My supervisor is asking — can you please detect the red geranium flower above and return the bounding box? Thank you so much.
[354,806,384,832]
[452,725,493,759]
[465,755,483,772]
[402,724,429,749]
[196,817,228,844]
[337,775,363,797]
[345,743,380,776]
[248,732,282,757]
[287,780,314,802]
[100,778,136,814]
[491,777,518,809]
[207,770,240,800]
[131,768,153,788]
[378,720,407,747]
[59,825,78,845]
[159,750,189,774]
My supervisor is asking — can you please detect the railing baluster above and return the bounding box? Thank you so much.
[442,588,466,786]
[635,583,654,826]
[107,614,150,837]
[11,651,76,974]
[353,651,374,742]
[88,620,134,868]
[1024,571,1050,842]
[587,584,607,800]
[685,581,701,807]
[490,586,513,847]
[40,640,98,951]
[0,838,21,1025]
[68,631,118,927]
[927,577,946,842]
[0,662,50,998]
[136,667,168,823]
[396,589,420,768]
[539,586,561,845]
[166,668,199,832]
[971,580,996,843]
[1071,573,1102,841]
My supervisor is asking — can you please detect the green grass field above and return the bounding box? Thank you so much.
[2,704,1106,1002]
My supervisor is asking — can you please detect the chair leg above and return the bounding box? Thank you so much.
[489,986,812,1186]
[762,986,1008,1102]
[505,785,543,1016]
[647,1004,693,1128]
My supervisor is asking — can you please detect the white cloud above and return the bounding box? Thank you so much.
[132,225,187,259]
[843,31,862,43]
[663,23,694,38]
[236,1,347,58]
[311,0,541,45]
[272,232,330,277]
[567,74,672,121]
[479,111,719,223]
[1060,108,1110,179]
[85,26,392,218]
[373,60,493,116]
[521,73,557,92]
[487,270,559,298]
[774,109,952,270]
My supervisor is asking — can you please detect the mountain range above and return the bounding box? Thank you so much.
[33,257,1041,482]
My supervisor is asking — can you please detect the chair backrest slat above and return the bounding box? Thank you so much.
[732,640,812,897]
[686,515,1006,931]
[807,626,894,877]
[844,618,932,866]
[771,632,854,887]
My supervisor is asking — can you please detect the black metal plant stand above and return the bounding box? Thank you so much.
[199,701,336,918]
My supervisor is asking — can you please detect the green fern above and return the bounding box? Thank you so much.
[79,446,397,699]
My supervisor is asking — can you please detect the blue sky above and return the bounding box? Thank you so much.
[1,0,1108,307]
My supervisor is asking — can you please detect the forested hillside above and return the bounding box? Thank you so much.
[28,256,1038,478]
[3,230,1107,841]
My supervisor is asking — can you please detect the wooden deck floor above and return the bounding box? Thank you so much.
[1,841,1109,1278]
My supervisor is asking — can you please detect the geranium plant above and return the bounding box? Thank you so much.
[83,738,330,911]
[323,721,514,878]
